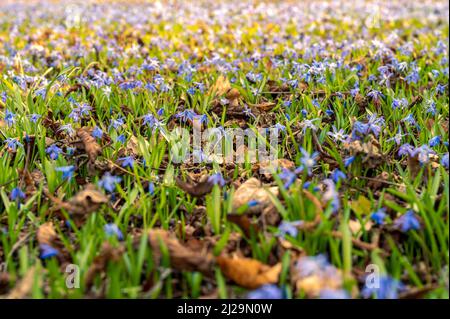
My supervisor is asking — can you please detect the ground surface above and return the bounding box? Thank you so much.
[0,0,449,299]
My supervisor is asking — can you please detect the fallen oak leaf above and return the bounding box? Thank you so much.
[37,222,57,246]
[254,158,295,178]
[208,75,231,98]
[216,255,281,289]
[75,127,102,163]
[232,178,279,213]
[49,184,109,226]
[248,101,277,112]
[148,229,215,276]
[175,175,215,198]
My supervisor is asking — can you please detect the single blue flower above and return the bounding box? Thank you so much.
[429,136,441,147]
[104,223,124,241]
[56,166,75,180]
[278,168,297,189]
[330,169,346,183]
[4,110,16,126]
[4,138,23,151]
[98,173,121,193]
[371,208,387,225]
[187,87,196,95]
[119,156,134,168]
[208,173,226,187]
[248,200,259,207]
[92,126,103,139]
[46,144,62,160]
[175,109,197,123]
[29,114,42,123]
[278,220,303,238]
[10,187,26,201]
[344,156,355,167]
[441,153,449,169]
[247,284,284,299]
[299,148,319,175]
[143,113,156,126]
[398,143,416,157]
[116,134,127,144]
[110,117,125,130]
[394,210,421,232]
[272,123,286,132]
[148,182,155,195]
[40,244,59,259]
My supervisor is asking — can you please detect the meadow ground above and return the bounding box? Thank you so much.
[0,0,448,299]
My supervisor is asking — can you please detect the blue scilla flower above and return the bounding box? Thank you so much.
[371,208,387,225]
[98,173,121,193]
[148,182,155,195]
[56,166,75,180]
[208,173,226,187]
[441,153,449,169]
[394,210,421,232]
[104,223,124,241]
[344,156,355,167]
[116,134,127,144]
[278,168,297,189]
[4,109,16,126]
[29,114,41,123]
[247,284,284,299]
[4,138,22,151]
[46,144,62,160]
[277,220,303,238]
[10,187,25,201]
[40,244,59,259]
[91,126,103,139]
[330,169,346,183]
[299,148,319,175]
[119,156,135,168]
[429,136,441,147]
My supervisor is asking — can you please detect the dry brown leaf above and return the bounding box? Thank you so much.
[127,135,139,156]
[208,75,231,98]
[37,222,57,246]
[175,175,215,198]
[76,127,102,163]
[232,178,279,213]
[51,184,108,225]
[66,184,108,216]
[249,101,277,112]
[226,88,241,108]
[148,229,215,276]
[255,158,295,178]
[216,255,281,289]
